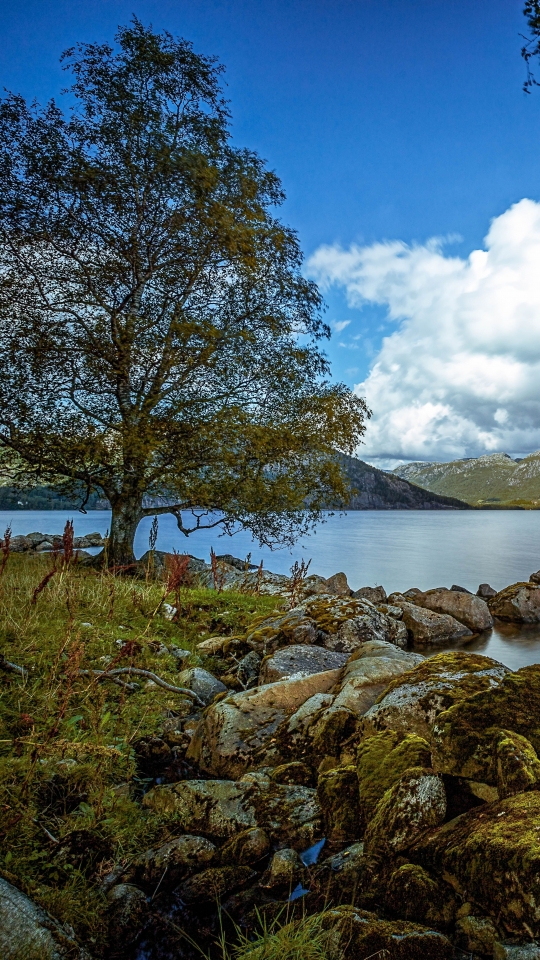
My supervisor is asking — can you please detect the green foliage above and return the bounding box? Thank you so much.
[0,18,368,564]
[0,554,279,949]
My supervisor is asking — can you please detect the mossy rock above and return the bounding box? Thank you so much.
[357,729,432,824]
[384,863,457,927]
[488,582,540,622]
[432,664,540,784]
[496,730,540,798]
[409,790,540,938]
[359,651,508,742]
[317,764,361,842]
[320,905,454,959]
[364,767,446,856]
[175,865,257,903]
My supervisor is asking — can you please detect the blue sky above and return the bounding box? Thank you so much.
[2,0,540,461]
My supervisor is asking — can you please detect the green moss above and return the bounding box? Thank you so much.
[317,765,361,842]
[357,730,432,823]
[375,651,507,705]
[384,863,457,927]
[432,664,540,783]
[321,906,454,959]
[410,790,540,938]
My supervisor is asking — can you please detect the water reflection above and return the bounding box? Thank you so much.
[422,619,540,671]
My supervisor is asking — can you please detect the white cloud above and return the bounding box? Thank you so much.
[332,319,351,333]
[308,199,540,462]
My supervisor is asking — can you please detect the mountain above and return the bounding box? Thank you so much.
[391,451,540,507]
[341,455,469,509]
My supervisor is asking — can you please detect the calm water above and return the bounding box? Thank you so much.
[4,508,540,670]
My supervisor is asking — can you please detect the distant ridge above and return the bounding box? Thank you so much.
[391,451,540,507]
[341,455,470,510]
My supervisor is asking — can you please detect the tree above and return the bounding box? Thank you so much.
[0,20,368,566]
[522,1,540,91]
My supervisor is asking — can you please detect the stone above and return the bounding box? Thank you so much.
[142,778,322,848]
[0,877,91,959]
[410,792,540,939]
[263,848,304,888]
[330,650,424,717]
[321,906,454,959]
[106,883,149,947]
[352,585,387,603]
[358,651,509,741]
[176,865,256,903]
[317,764,361,841]
[478,582,497,598]
[236,651,261,688]
[364,767,446,856]
[7,535,32,553]
[175,667,227,705]
[451,583,471,593]
[187,669,341,778]
[489,583,540,622]
[394,600,473,644]
[324,572,352,595]
[531,571,540,585]
[128,835,217,889]
[496,730,540,798]
[219,827,271,865]
[357,729,432,824]
[169,645,191,664]
[493,944,540,959]
[259,645,349,684]
[455,915,499,955]
[414,587,493,632]
[269,761,313,785]
[385,863,457,927]
[197,636,228,654]
[432,664,540,785]
[377,603,404,619]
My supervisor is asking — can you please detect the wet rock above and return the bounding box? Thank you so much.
[478,582,498,598]
[220,827,271,865]
[358,651,509,741]
[321,905,454,959]
[357,729,432,824]
[414,587,493,632]
[393,600,473,644]
[262,848,305,888]
[259,645,349,683]
[411,791,540,939]
[187,670,340,778]
[0,877,91,959]
[432,664,540,785]
[106,883,149,947]
[352,585,387,603]
[385,863,456,927]
[142,778,322,848]
[455,915,499,955]
[317,764,361,841]
[175,667,227,705]
[489,582,540,622]
[128,835,217,889]
[176,865,256,903]
[364,767,446,855]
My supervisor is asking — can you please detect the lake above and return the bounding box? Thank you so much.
[4,508,540,670]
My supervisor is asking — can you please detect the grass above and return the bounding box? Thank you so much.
[0,552,281,953]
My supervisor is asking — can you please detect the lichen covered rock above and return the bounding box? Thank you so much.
[357,729,432,824]
[0,877,91,960]
[432,664,540,785]
[127,834,217,888]
[384,863,457,927]
[259,644,348,683]
[414,587,493,632]
[488,582,540,622]
[359,651,508,741]
[320,905,454,959]
[364,767,446,856]
[317,764,361,841]
[410,791,540,938]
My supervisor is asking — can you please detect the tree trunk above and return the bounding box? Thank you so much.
[107,494,144,567]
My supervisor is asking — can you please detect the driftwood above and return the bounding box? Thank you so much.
[78,666,204,705]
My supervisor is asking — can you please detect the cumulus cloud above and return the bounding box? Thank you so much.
[308,199,540,462]
[332,319,351,332]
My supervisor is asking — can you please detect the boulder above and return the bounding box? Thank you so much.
[262,848,305,888]
[414,587,493,632]
[385,863,457,927]
[317,764,361,842]
[236,651,261,688]
[323,572,352,596]
[219,827,270,865]
[321,906,454,959]
[477,582,497,598]
[364,767,446,855]
[432,664,540,786]
[330,651,424,717]
[493,944,540,959]
[259,645,349,684]
[268,761,314,785]
[358,651,509,741]
[394,600,473,644]
[353,585,387,603]
[126,835,217,889]
[7,535,32,553]
[489,583,540,622]
[175,865,256,903]
[142,778,322,848]
[106,883,148,947]
[357,729,432,824]
[455,915,500,956]
[186,669,341,778]
[530,571,540,585]
[410,791,540,939]
[175,667,227,705]
[0,877,91,959]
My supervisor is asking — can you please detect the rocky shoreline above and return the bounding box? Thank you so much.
[5,554,540,959]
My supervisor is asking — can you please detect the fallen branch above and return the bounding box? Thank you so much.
[0,654,28,678]
[78,669,139,691]
[78,667,203,705]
